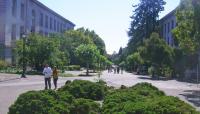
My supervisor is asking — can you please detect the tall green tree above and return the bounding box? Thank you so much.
[172,0,200,74]
[77,27,106,55]
[75,44,100,76]
[63,30,93,65]
[126,52,144,72]
[128,0,166,52]
[15,34,66,71]
[173,0,198,54]
[139,33,174,76]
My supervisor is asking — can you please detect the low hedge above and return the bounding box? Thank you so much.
[8,81,199,114]
[58,80,108,100]
[8,90,74,114]
[64,65,81,71]
[102,83,199,114]
[8,90,100,114]
[0,59,9,70]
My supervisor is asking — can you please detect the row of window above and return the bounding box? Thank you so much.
[40,12,66,33]
[12,0,25,20]
[11,24,57,41]
[11,24,25,41]
[163,19,176,47]
[164,20,175,34]
[12,0,67,33]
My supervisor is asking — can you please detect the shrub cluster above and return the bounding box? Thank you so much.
[0,59,9,70]
[102,83,199,114]
[58,80,108,100]
[64,65,81,71]
[8,90,73,114]
[9,81,199,114]
[8,80,107,114]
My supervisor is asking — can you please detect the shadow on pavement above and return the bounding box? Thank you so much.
[0,78,21,83]
[176,78,200,84]
[180,90,200,107]
[137,76,170,81]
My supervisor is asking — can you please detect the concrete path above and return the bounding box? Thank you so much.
[0,71,200,114]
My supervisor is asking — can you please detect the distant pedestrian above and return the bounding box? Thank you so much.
[121,67,123,74]
[114,68,117,74]
[43,64,52,89]
[117,67,120,74]
[52,66,59,89]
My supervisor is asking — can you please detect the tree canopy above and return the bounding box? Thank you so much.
[75,44,100,75]
[173,0,200,54]
[128,0,166,53]
[15,34,67,71]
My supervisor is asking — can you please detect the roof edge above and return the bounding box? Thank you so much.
[32,0,75,26]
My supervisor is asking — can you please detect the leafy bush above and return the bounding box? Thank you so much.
[64,65,81,71]
[26,70,43,75]
[58,80,108,100]
[102,83,199,114]
[121,96,198,114]
[8,90,74,114]
[59,73,76,77]
[70,98,100,114]
[0,59,9,70]
[9,81,199,114]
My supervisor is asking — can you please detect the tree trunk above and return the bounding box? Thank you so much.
[86,63,89,76]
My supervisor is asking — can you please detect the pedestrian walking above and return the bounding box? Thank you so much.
[43,64,52,89]
[117,67,120,74]
[121,67,123,74]
[114,67,116,74]
[52,66,58,89]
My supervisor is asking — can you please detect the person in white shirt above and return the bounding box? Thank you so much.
[43,64,52,89]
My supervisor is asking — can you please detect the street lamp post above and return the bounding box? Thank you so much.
[21,33,27,78]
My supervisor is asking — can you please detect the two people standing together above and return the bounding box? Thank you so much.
[43,64,58,90]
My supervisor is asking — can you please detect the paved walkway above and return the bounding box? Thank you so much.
[0,71,200,114]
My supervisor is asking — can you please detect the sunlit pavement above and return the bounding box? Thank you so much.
[0,71,200,114]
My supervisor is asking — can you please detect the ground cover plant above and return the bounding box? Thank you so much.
[9,81,200,114]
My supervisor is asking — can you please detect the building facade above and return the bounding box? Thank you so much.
[0,0,75,64]
[160,9,200,79]
[159,9,177,47]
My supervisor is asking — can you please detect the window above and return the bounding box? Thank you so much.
[21,3,25,20]
[40,13,43,27]
[11,24,16,41]
[168,37,170,45]
[31,10,36,32]
[60,23,62,32]
[54,20,56,31]
[45,15,48,28]
[12,0,17,17]
[164,24,166,40]
[57,22,59,32]
[20,26,25,37]
[171,20,174,29]
[32,10,36,26]
[167,22,170,33]
[62,24,65,32]
[50,17,53,30]
[39,30,43,35]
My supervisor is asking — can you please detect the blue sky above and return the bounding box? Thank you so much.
[38,0,180,54]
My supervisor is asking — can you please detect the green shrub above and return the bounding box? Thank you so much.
[58,80,108,100]
[0,59,9,70]
[26,70,43,75]
[70,98,100,114]
[102,83,199,114]
[64,65,81,71]
[8,90,74,114]
[59,73,76,77]
[122,96,199,114]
